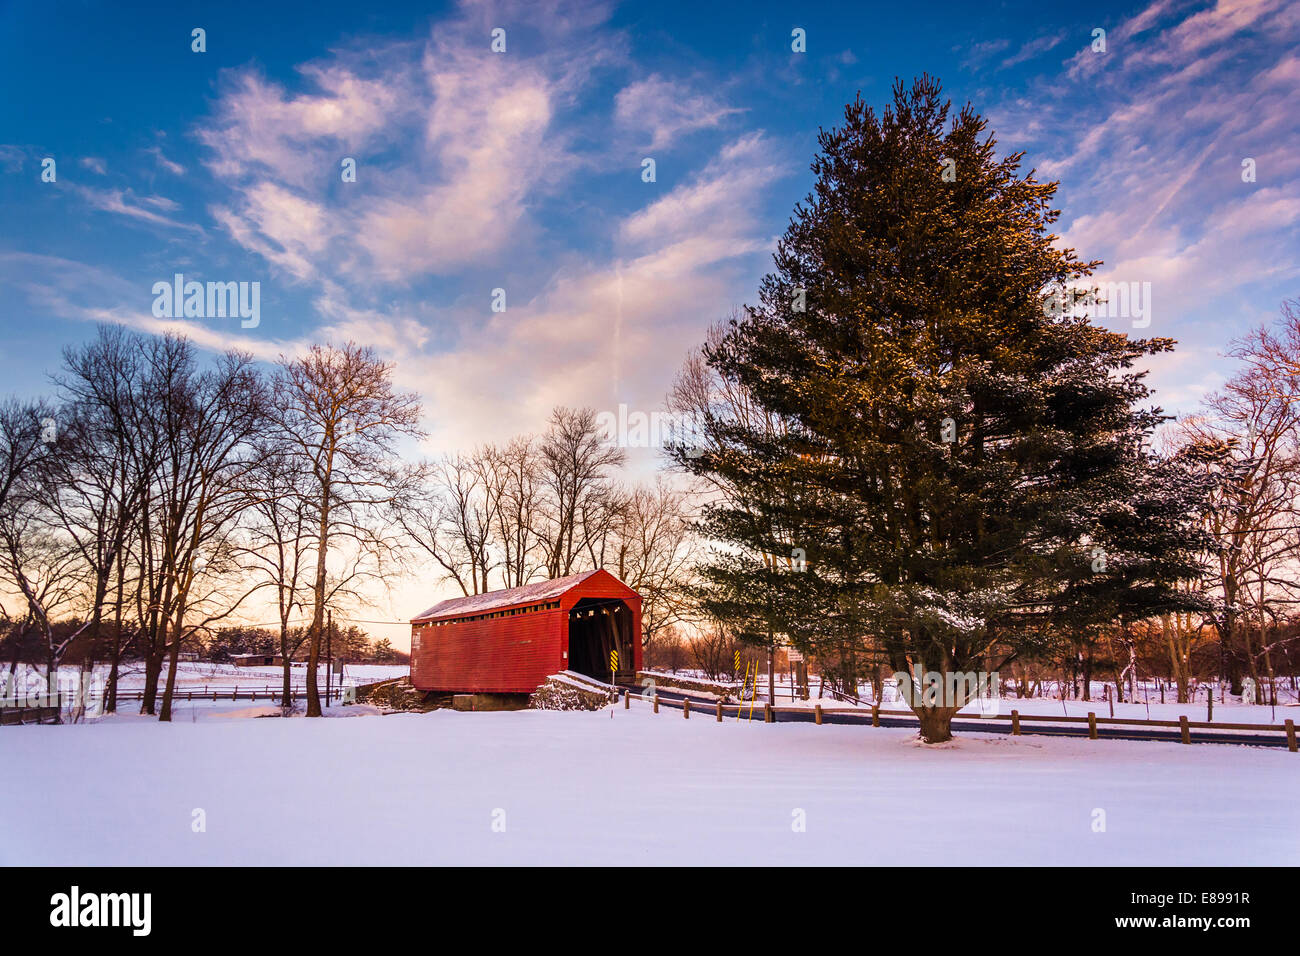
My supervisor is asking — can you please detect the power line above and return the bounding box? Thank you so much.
[228,615,411,629]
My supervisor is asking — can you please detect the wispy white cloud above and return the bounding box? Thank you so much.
[200,13,590,285]
[614,75,743,150]
[0,145,25,172]
[74,186,201,234]
[0,252,310,363]
[145,145,186,176]
[354,46,561,281]
[993,0,1300,413]
[410,131,789,454]
[27,0,791,465]
[999,31,1069,70]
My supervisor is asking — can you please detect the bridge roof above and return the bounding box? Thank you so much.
[411,570,635,623]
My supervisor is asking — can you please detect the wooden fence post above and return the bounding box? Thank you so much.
[814,704,822,725]
[716,700,723,722]
[764,702,773,723]
[1207,696,1213,722]
[1285,719,1296,753]
[623,691,629,710]
[653,694,659,714]
[1179,715,1191,745]
[1011,709,1020,736]
[871,703,879,727]
[1087,712,1097,739]
[683,698,690,719]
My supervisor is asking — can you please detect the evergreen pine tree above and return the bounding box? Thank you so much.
[675,76,1213,741]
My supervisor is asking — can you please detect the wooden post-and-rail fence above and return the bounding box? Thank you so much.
[107,686,347,704]
[627,692,1298,752]
[1,685,347,725]
[0,705,61,726]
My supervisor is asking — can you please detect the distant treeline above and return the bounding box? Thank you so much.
[1,618,406,667]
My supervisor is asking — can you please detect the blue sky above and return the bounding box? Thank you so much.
[2,0,1298,459]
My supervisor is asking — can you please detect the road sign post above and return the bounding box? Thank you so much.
[609,649,618,718]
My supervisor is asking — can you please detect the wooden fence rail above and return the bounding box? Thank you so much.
[1,686,348,724]
[624,691,1298,751]
[106,687,346,703]
[0,705,60,726]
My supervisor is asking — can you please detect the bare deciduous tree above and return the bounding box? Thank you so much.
[0,400,91,699]
[242,447,317,704]
[537,406,626,578]
[1186,302,1300,698]
[273,343,423,717]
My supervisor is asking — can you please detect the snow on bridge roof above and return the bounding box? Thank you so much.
[410,570,612,623]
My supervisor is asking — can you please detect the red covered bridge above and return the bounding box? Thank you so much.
[409,570,643,694]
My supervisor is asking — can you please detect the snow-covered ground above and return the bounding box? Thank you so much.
[2,701,1294,866]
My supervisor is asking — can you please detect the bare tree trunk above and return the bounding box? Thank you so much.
[105,559,126,713]
[306,496,329,718]
[159,602,187,722]
[767,644,775,702]
[1243,621,1262,703]
[45,639,59,723]
[914,705,960,743]
[1167,613,1192,704]
[281,623,293,706]
[140,623,163,716]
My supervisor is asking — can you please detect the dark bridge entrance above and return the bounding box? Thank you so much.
[567,597,637,684]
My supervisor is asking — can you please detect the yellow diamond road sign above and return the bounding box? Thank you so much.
[610,650,619,671]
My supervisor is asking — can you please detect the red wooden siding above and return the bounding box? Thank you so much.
[411,608,565,694]
[409,570,642,694]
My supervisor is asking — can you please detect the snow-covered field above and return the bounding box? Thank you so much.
[2,701,1295,866]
